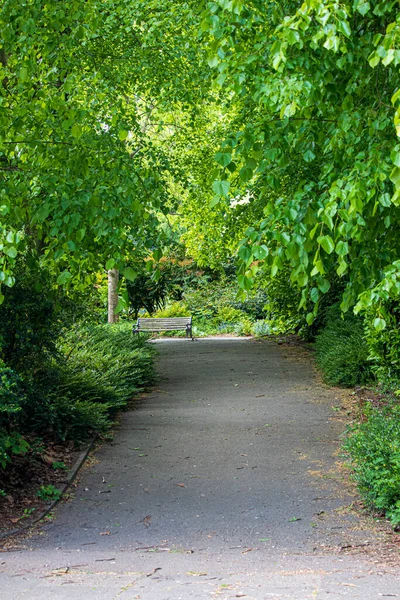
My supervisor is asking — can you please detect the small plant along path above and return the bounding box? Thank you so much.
[1,339,399,599]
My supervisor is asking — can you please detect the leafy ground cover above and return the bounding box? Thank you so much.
[0,322,156,532]
[343,391,400,529]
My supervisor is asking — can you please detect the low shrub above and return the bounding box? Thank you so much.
[0,361,30,467]
[315,305,372,387]
[252,320,272,337]
[364,300,400,383]
[343,400,400,526]
[0,324,156,452]
[153,301,190,318]
[45,323,156,441]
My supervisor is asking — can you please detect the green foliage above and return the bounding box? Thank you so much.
[36,484,62,502]
[0,0,209,292]
[126,270,168,319]
[252,320,272,337]
[343,401,400,526]
[315,306,372,387]
[364,301,400,382]
[36,323,156,442]
[196,1,400,323]
[0,266,80,373]
[0,431,30,469]
[154,301,190,319]
[213,306,253,336]
[0,322,156,459]
[52,461,67,471]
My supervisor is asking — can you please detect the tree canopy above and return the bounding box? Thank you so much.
[0,0,207,295]
[1,0,400,330]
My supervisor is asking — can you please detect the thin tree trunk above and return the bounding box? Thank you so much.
[108,269,119,323]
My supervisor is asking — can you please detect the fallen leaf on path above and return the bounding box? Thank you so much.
[146,567,162,578]
[10,518,20,524]
[242,547,258,554]
[175,483,186,487]
[99,531,110,536]
[95,558,115,562]
[339,583,357,587]
[186,571,207,576]
[140,515,152,527]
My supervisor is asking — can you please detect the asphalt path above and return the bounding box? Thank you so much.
[1,338,399,599]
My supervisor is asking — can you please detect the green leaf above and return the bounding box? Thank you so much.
[253,245,269,260]
[373,317,386,332]
[71,123,82,138]
[238,274,253,290]
[106,259,116,270]
[238,246,253,262]
[335,241,349,256]
[215,152,232,167]
[338,20,351,38]
[390,167,400,189]
[115,297,128,314]
[392,89,400,106]
[310,287,319,303]
[355,0,370,16]
[153,248,163,261]
[208,55,219,68]
[317,235,335,254]
[212,180,230,197]
[118,129,128,141]
[317,278,331,294]
[368,53,380,68]
[19,67,28,81]
[239,167,253,182]
[57,270,72,285]
[4,246,17,258]
[306,312,315,325]
[124,267,137,281]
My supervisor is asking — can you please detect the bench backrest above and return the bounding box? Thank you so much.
[137,317,192,331]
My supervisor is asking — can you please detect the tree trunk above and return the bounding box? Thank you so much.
[107,269,119,323]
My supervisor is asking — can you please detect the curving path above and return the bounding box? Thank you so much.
[1,338,399,599]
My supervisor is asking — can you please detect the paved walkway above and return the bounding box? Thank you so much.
[1,339,399,598]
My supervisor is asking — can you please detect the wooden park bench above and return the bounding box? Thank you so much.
[133,317,194,340]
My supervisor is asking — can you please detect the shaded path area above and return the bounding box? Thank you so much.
[2,339,399,598]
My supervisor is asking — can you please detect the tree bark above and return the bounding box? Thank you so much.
[108,269,119,323]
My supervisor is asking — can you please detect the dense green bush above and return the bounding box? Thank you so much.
[0,321,156,462]
[343,401,400,526]
[0,361,30,467]
[28,324,156,442]
[0,269,72,373]
[315,305,372,387]
[364,301,400,383]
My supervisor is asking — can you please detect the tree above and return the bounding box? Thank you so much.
[0,0,209,299]
[194,0,400,327]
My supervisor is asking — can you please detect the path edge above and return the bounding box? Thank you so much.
[0,436,97,541]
